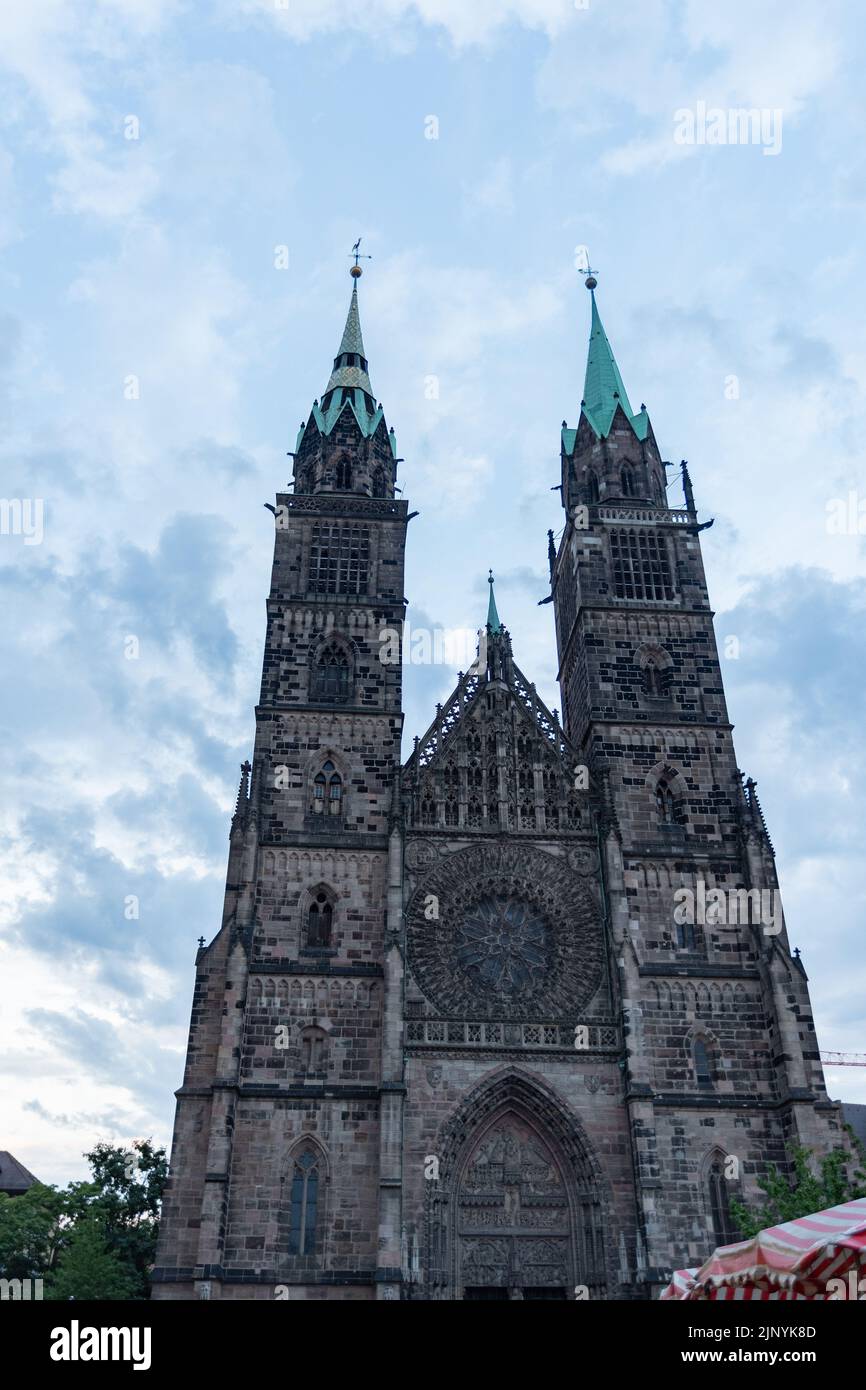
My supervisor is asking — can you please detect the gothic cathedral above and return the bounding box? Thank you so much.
[153,269,843,1301]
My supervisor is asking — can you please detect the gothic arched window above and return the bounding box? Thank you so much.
[644,661,662,697]
[621,465,635,497]
[676,919,697,950]
[708,1157,736,1247]
[307,891,333,949]
[335,457,352,490]
[586,469,600,503]
[371,467,386,498]
[310,642,350,703]
[656,778,677,824]
[288,1148,321,1255]
[694,1038,714,1087]
[312,761,343,817]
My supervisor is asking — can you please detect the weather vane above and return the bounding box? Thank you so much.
[349,237,372,279]
[583,263,598,290]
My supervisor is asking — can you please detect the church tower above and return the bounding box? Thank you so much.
[153,266,410,1300]
[548,273,842,1286]
[154,268,845,1302]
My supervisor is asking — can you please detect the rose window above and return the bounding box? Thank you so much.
[456,897,549,997]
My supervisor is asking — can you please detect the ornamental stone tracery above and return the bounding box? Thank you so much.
[406,842,604,1019]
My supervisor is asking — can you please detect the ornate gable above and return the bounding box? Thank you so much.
[402,625,597,835]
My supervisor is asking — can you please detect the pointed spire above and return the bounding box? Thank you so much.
[578,278,649,442]
[584,289,635,422]
[486,569,501,633]
[324,282,373,397]
[337,282,366,357]
[295,265,397,459]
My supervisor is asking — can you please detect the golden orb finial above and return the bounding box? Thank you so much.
[349,237,371,278]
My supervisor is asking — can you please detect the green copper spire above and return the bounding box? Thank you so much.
[578,283,649,442]
[486,569,501,633]
[294,269,397,459]
[324,282,373,397]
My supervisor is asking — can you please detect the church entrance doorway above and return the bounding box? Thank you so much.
[454,1114,601,1301]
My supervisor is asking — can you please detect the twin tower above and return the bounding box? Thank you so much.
[153,271,840,1301]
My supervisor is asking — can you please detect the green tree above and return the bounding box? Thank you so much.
[0,1182,66,1281]
[0,1140,167,1300]
[46,1218,138,1302]
[65,1140,168,1299]
[731,1137,866,1240]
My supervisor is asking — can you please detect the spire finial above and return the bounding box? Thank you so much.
[486,570,501,634]
[584,264,598,291]
[349,237,372,279]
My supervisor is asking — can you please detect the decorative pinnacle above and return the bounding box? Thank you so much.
[487,569,502,634]
[349,236,372,279]
[235,760,252,814]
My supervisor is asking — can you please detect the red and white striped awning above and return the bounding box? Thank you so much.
[660,1197,866,1300]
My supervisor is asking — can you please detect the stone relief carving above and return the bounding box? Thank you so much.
[405,839,439,872]
[568,846,600,877]
[457,1119,572,1288]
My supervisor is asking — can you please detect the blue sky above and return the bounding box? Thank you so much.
[1,0,865,1184]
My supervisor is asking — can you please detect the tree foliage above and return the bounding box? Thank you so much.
[0,1182,67,1280]
[730,1135,866,1240]
[0,1139,167,1300]
[46,1218,138,1302]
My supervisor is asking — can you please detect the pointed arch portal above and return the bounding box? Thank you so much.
[425,1073,609,1300]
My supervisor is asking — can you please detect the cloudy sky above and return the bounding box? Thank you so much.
[1,0,865,1185]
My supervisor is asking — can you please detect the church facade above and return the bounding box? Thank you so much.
[152,270,843,1301]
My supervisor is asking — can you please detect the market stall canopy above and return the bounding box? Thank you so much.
[661,1197,866,1301]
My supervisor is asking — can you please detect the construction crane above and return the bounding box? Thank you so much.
[821,1052,866,1068]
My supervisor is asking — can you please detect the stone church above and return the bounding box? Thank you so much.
[152,267,843,1301]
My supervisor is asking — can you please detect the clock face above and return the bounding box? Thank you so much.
[405,842,603,1020]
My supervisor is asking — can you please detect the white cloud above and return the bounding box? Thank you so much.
[417,446,493,514]
[537,0,844,176]
[467,156,515,215]
[232,0,574,48]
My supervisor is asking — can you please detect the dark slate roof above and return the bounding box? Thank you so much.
[0,1150,40,1193]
